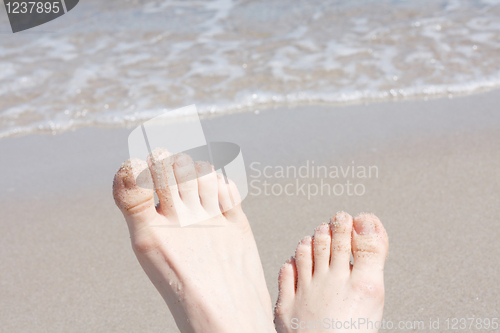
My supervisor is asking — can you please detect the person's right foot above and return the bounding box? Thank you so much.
[113,148,276,333]
[274,212,389,333]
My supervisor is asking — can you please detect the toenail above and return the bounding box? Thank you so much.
[195,161,211,171]
[151,148,168,160]
[317,223,330,233]
[354,221,376,235]
[175,154,192,166]
[120,159,146,175]
[335,211,349,222]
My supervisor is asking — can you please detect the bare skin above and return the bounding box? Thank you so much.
[113,148,276,333]
[274,212,389,333]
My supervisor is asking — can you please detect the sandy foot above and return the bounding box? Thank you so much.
[274,212,389,333]
[113,148,276,333]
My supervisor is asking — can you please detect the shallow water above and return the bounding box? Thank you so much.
[1,0,500,138]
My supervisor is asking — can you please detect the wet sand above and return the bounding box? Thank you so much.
[1,91,499,332]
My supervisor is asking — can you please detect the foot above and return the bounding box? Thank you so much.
[113,148,276,333]
[274,212,389,333]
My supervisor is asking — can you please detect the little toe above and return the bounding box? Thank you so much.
[312,223,332,276]
[329,211,353,277]
[351,213,389,275]
[275,259,296,316]
[294,236,313,288]
[113,159,158,232]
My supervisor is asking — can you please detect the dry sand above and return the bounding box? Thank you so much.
[1,91,499,332]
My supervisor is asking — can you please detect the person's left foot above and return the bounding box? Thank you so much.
[113,148,276,333]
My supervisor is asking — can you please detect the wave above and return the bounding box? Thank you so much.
[1,0,500,138]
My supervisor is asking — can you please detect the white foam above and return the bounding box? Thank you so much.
[2,0,500,138]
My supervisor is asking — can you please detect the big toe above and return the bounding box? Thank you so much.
[351,213,389,275]
[113,159,158,232]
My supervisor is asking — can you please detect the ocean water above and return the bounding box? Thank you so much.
[1,0,500,138]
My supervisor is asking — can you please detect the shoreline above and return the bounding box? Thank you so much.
[1,91,499,332]
[3,85,500,141]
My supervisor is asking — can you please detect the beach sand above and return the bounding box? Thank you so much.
[1,91,499,332]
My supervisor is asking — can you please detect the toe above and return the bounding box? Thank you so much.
[173,153,201,207]
[351,213,389,275]
[195,161,220,215]
[275,259,296,316]
[312,223,332,276]
[113,159,158,232]
[148,148,182,220]
[294,236,313,288]
[329,212,353,277]
[218,174,242,217]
